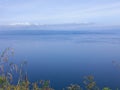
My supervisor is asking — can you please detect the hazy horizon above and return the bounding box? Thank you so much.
[0,23,120,31]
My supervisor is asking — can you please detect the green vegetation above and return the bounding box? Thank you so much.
[0,48,119,90]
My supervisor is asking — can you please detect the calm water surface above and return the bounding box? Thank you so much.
[0,30,120,89]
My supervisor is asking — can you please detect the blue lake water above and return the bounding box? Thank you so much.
[0,30,120,89]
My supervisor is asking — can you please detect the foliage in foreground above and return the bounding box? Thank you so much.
[0,48,119,90]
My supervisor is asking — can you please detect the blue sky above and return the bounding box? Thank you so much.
[0,0,120,25]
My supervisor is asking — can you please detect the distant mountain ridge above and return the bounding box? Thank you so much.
[0,23,120,31]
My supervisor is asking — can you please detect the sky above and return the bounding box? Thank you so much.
[0,0,120,25]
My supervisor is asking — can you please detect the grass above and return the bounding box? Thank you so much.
[0,48,118,90]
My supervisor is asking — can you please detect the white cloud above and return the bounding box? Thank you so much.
[0,1,120,25]
[9,22,32,26]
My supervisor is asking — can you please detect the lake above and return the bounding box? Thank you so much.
[0,30,120,89]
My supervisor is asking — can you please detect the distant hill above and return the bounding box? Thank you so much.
[0,23,120,31]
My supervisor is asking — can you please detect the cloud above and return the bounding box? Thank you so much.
[0,0,120,25]
[47,2,120,24]
[9,22,32,26]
